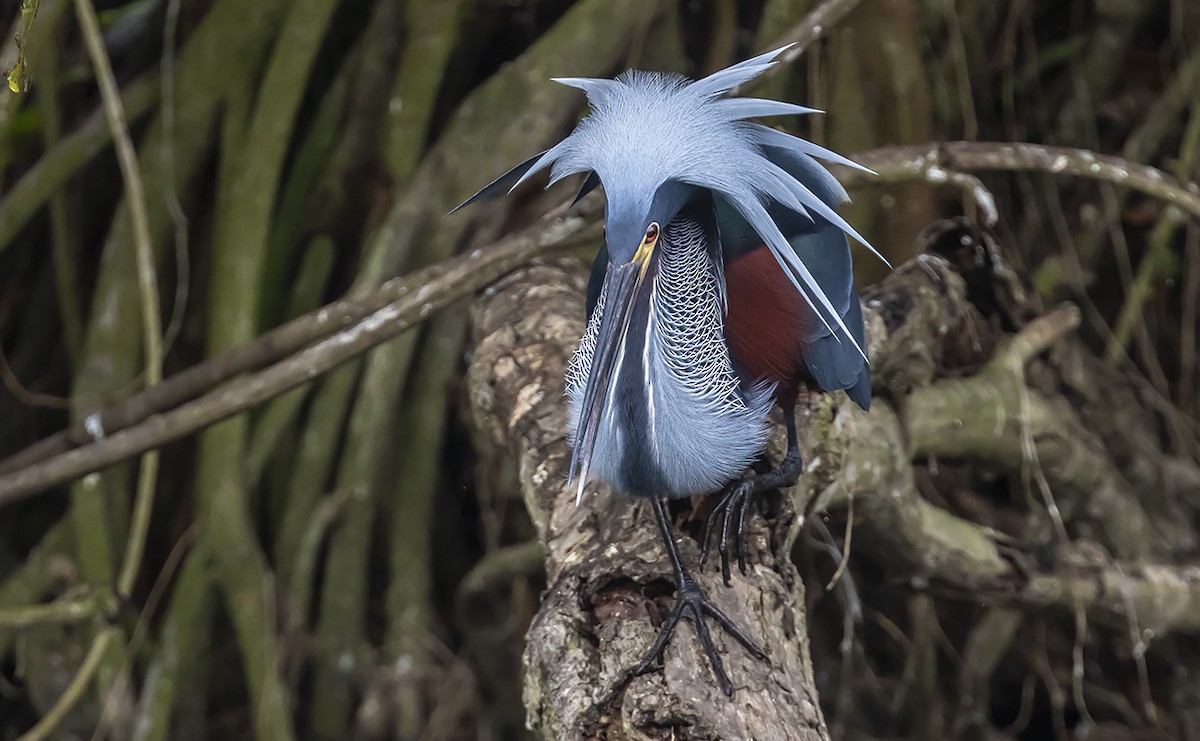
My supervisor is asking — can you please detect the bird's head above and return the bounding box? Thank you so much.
[452,45,883,352]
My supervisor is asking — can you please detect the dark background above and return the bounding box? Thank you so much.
[0,0,1198,738]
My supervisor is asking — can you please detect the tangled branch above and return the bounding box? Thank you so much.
[464,251,1200,738]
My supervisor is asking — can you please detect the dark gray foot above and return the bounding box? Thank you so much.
[701,406,804,586]
[701,451,802,585]
[637,494,767,697]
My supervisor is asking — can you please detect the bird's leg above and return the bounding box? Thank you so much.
[701,405,802,586]
[633,493,767,697]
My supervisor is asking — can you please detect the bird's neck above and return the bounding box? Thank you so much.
[564,196,774,499]
[651,211,740,406]
[618,206,774,497]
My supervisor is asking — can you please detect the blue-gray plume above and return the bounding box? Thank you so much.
[496,44,884,358]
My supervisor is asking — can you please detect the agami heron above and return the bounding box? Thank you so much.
[456,45,879,697]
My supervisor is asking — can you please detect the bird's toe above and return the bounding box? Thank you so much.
[632,575,766,698]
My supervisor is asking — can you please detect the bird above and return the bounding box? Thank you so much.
[454,45,879,698]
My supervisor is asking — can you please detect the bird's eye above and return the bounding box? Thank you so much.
[644,223,660,243]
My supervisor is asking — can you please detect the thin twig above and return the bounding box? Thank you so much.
[0,342,70,409]
[1181,226,1199,415]
[18,2,167,737]
[74,0,163,601]
[1071,603,1095,728]
[0,590,116,629]
[1017,369,1070,543]
[739,0,863,94]
[826,494,854,592]
[89,526,195,741]
[16,627,120,741]
[0,210,601,504]
[159,0,190,357]
[845,142,1200,222]
[1115,562,1158,725]
[287,492,347,635]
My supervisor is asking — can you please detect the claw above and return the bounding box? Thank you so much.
[702,599,768,660]
[701,481,755,586]
[633,575,766,697]
[642,494,766,697]
[699,499,723,568]
[632,603,686,675]
[701,405,806,584]
[735,492,752,574]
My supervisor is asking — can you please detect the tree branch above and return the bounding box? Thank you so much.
[806,394,1200,633]
[843,142,1200,222]
[0,206,600,505]
[738,0,863,93]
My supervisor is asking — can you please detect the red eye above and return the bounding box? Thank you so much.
[644,223,659,242]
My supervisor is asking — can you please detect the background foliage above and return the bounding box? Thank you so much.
[0,0,1198,738]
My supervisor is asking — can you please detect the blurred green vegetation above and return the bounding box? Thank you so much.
[0,0,1197,738]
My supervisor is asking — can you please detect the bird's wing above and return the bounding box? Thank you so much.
[787,227,871,409]
[714,149,871,409]
[714,186,855,334]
